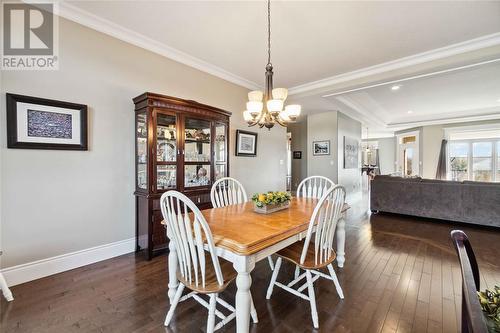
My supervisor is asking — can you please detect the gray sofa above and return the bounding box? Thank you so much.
[370,175,500,228]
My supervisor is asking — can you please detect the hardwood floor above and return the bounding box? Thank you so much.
[1,197,499,333]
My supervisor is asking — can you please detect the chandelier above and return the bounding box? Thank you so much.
[243,0,301,129]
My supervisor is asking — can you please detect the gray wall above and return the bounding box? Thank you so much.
[0,18,287,268]
[422,125,443,179]
[287,120,308,191]
[306,111,362,199]
[377,137,396,175]
[307,112,338,182]
[337,113,362,195]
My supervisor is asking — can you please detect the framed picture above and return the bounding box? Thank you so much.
[313,140,330,156]
[293,151,302,159]
[343,136,359,169]
[6,93,88,150]
[235,130,257,156]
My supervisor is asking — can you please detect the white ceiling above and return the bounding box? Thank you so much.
[66,1,500,88]
[60,1,500,135]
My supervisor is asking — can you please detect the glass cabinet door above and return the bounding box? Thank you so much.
[184,117,211,188]
[136,112,148,190]
[184,118,211,162]
[185,164,211,187]
[215,123,227,180]
[157,113,177,163]
[156,112,177,190]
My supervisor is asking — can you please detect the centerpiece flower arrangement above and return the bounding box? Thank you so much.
[478,286,500,332]
[252,191,291,214]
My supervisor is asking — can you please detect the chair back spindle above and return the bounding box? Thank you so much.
[210,177,248,208]
[300,185,346,266]
[161,190,223,288]
[297,176,335,199]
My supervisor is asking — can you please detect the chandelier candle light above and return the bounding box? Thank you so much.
[243,0,301,129]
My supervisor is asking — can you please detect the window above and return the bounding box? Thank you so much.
[448,139,500,182]
[449,142,469,181]
[472,142,492,181]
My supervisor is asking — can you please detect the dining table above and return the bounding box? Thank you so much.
[164,197,350,333]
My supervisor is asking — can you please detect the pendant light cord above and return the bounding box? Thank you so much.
[267,0,271,65]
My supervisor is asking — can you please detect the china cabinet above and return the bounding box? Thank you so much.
[133,92,231,259]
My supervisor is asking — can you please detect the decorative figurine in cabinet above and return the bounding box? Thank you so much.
[134,92,230,259]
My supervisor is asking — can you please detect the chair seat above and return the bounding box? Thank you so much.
[276,240,336,270]
[177,253,237,294]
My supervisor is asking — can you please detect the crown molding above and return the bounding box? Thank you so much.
[289,32,500,96]
[386,110,500,129]
[334,95,387,127]
[332,94,500,130]
[56,2,261,91]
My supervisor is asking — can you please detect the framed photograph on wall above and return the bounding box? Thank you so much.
[235,130,257,156]
[313,140,330,156]
[343,136,359,169]
[6,93,88,150]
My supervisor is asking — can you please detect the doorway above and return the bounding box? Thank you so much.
[396,131,420,177]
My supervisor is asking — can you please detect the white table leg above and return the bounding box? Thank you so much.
[167,240,178,303]
[233,255,255,333]
[0,272,13,301]
[336,215,346,268]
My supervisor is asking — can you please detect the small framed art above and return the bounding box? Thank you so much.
[313,140,330,156]
[235,130,257,156]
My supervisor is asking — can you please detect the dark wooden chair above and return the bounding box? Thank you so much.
[450,230,488,333]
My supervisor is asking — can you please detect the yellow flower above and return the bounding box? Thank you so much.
[258,194,266,202]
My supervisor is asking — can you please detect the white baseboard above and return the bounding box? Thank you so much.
[1,238,136,287]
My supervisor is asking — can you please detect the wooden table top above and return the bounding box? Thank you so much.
[162,198,350,256]
[203,198,319,255]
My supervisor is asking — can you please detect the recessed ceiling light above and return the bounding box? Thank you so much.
[391,85,401,91]
[407,110,413,114]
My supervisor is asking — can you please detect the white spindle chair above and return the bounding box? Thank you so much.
[296,175,335,199]
[210,177,248,208]
[161,190,258,332]
[294,175,335,278]
[266,185,346,329]
[210,177,275,270]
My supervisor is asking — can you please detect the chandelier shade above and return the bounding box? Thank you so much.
[267,99,284,113]
[246,101,263,115]
[272,88,288,100]
[284,104,301,120]
[248,90,264,102]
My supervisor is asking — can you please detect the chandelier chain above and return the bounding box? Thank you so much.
[267,0,271,65]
